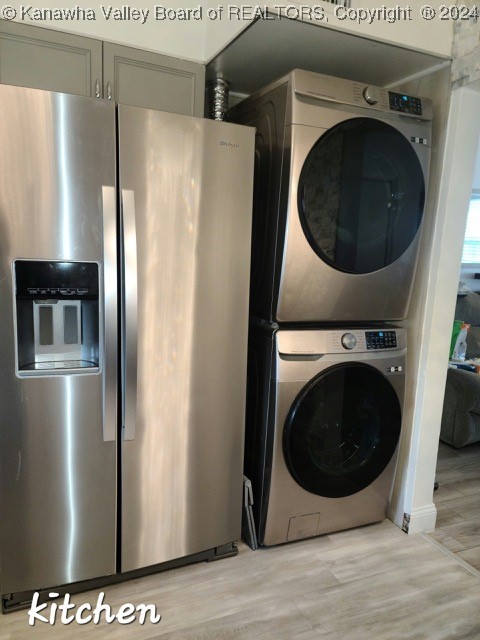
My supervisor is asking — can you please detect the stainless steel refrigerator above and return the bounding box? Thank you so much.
[0,84,254,609]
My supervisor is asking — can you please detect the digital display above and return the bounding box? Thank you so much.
[389,91,422,116]
[365,330,397,350]
[15,260,99,300]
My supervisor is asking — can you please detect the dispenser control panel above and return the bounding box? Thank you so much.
[26,287,89,296]
[13,260,100,375]
[15,261,99,300]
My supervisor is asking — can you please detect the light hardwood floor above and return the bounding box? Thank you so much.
[2,519,480,639]
[431,441,480,571]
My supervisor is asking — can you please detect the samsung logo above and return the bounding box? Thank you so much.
[219,140,240,149]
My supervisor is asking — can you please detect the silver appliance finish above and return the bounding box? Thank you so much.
[118,108,254,571]
[246,326,406,546]
[0,85,254,598]
[0,86,117,595]
[230,69,433,323]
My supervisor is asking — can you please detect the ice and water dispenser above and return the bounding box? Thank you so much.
[14,261,100,375]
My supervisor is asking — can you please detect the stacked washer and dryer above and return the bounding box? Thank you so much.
[230,70,432,546]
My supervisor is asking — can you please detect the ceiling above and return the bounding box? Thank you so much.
[206,14,450,95]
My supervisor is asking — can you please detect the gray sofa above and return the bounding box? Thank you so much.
[441,291,480,447]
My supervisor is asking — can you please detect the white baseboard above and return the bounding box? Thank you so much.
[403,503,437,534]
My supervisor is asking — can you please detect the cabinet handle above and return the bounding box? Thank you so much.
[106,81,112,100]
[95,79,101,99]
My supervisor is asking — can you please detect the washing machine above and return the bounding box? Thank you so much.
[245,323,406,546]
[230,69,432,323]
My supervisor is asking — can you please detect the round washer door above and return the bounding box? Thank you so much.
[298,117,425,274]
[283,363,402,498]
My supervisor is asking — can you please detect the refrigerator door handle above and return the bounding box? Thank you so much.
[121,189,138,441]
[102,186,117,443]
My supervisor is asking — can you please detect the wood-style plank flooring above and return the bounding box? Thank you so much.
[2,519,480,639]
[431,441,480,570]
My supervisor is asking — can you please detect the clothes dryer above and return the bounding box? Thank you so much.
[230,70,432,323]
[245,324,406,546]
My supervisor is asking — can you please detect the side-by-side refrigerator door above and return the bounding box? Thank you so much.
[0,85,118,604]
[118,106,254,572]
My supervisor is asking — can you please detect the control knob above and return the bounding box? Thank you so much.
[341,333,357,350]
[363,86,381,105]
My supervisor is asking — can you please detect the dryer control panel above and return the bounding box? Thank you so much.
[292,70,433,121]
[388,91,423,116]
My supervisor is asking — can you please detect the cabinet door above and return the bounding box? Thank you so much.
[103,42,205,116]
[0,21,102,97]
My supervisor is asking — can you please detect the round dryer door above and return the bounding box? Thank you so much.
[283,363,402,498]
[298,117,425,274]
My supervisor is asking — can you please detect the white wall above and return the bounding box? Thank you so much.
[203,0,245,60]
[318,0,452,57]
[9,0,453,62]
[389,81,480,534]
[472,146,480,189]
[204,0,453,62]
[452,7,480,87]
[386,66,452,533]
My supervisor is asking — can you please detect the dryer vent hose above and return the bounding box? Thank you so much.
[207,78,230,121]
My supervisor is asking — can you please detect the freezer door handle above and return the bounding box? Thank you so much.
[102,186,117,443]
[122,189,138,441]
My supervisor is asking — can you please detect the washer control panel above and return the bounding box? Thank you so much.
[333,329,400,352]
[276,327,406,356]
[365,330,397,350]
